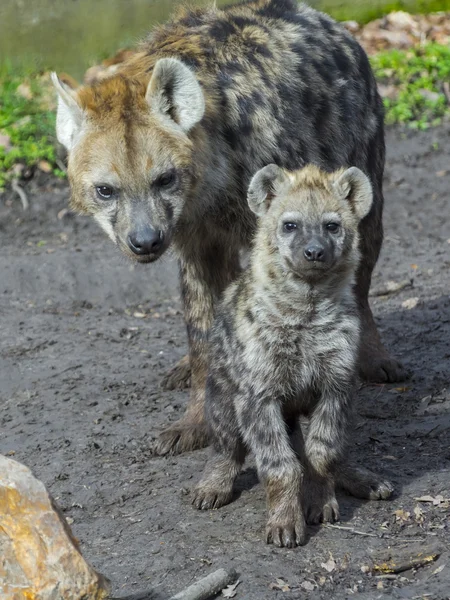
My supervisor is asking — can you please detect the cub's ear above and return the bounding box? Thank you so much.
[334,167,373,220]
[247,164,286,217]
[146,58,205,133]
[51,72,84,151]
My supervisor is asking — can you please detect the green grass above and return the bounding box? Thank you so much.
[0,67,60,190]
[370,43,450,129]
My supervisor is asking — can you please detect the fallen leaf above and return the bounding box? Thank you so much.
[269,578,290,592]
[432,564,446,575]
[300,580,315,591]
[16,82,33,99]
[413,504,425,523]
[436,170,449,177]
[402,297,419,310]
[377,581,384,590]
[222,580,240,598]
[361,565,370,574]
[394,509,411,522]
[321,554,336,573]
[415,495,450,505]
[38,160,52,173]
[133,312,146,318]
[410,264,418,269]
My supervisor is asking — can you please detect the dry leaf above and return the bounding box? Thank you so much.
[300,581,315,591]
[133,312,146,318]
[16,83,33,99]
[402,297,419,310]
[269,578,290,592]
[415,494,450,506]
[222,580,240,598]
[321,554,336,573]
[361,565,370,574]
[413,504,425,523]
[38,160,52,173]
[436,170,449,177]
[410,264,418,269]
[394,509,411,522]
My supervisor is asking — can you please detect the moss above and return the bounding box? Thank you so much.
[370,43,450,129]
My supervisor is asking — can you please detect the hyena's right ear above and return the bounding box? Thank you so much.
[334,167,373,220]
[247,164,286,217]
[146,58,205,133]
[51,73,84,151]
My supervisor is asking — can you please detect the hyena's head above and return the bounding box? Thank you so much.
[52,58,205,263]
[247,164,373,283]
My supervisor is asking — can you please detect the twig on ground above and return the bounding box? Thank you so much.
[12,180,29,210]
[168,568,238,600]
[324,524,379,538]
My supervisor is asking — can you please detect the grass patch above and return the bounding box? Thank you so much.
[370,43,450,129]
[0,66,62,190]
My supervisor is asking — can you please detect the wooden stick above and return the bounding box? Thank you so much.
[169,568,238,600]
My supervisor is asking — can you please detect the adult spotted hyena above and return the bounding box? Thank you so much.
[193,164,394,547]
[52,0,405,455]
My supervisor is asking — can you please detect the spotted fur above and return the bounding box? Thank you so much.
[193,165,394,547]
[53,0,405,456]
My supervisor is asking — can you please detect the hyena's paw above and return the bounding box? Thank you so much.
[160,355,191,391]
[192,482,233,511]
[337,464,394,500]
[266,503,307,548]
[303,476,339,525]
[359,340,407,383]
[154,418,208,456]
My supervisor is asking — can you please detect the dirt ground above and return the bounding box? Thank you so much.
[1,124,450,600]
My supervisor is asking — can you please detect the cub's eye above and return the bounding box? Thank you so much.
[326,222,340,233]
[95,185,115,200]
[283,222,297,233]
[155,171,176,188]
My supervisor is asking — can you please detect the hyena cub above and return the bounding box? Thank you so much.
[193,164,393,547]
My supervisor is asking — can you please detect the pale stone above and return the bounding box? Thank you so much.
[0,455,110,600]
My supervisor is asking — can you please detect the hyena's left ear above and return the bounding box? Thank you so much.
[51,73,84,151]
[146,58,205,133]
[334,167,373,220]
[247,164,287,217]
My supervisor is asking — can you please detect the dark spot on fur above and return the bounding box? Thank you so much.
[209,19,237,42]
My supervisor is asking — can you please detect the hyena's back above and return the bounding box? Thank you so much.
[127,0,384,180]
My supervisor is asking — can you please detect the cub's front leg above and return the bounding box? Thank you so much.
[154,242,240,455]
[302,384,353,524]
[237,394,307,548]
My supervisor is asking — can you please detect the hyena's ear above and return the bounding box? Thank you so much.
[51,73,84,151]
[247,164,286,217]
[334,167,373,220]
[146,58,205,133]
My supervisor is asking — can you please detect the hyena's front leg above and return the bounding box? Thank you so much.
[237,396,307,548]
[302,385,352,525]
[154,244,240,455]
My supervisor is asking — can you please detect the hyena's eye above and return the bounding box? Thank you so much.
[155,171,176,188]
[325,222,340,233]
[283,222,297,233]
[95,185,115,200]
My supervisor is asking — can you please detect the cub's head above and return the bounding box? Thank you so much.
[52,58,205,263]
[247,164,373,282]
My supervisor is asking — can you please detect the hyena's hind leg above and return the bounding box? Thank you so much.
[160,354,191,391]
[336,462,394,500]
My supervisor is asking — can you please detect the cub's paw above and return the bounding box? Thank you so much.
[337,464,394,500]
[160,355,191,391]
[303,476,339,525]
[154,419,208,456]
[192,484,233,511]
[266,504,307,548]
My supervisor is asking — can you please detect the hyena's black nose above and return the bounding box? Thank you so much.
[304,243,325,262]
[127,227,164,255]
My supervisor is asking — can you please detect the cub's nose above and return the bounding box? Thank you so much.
[304,243,325,262]
[127,227,164,255]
